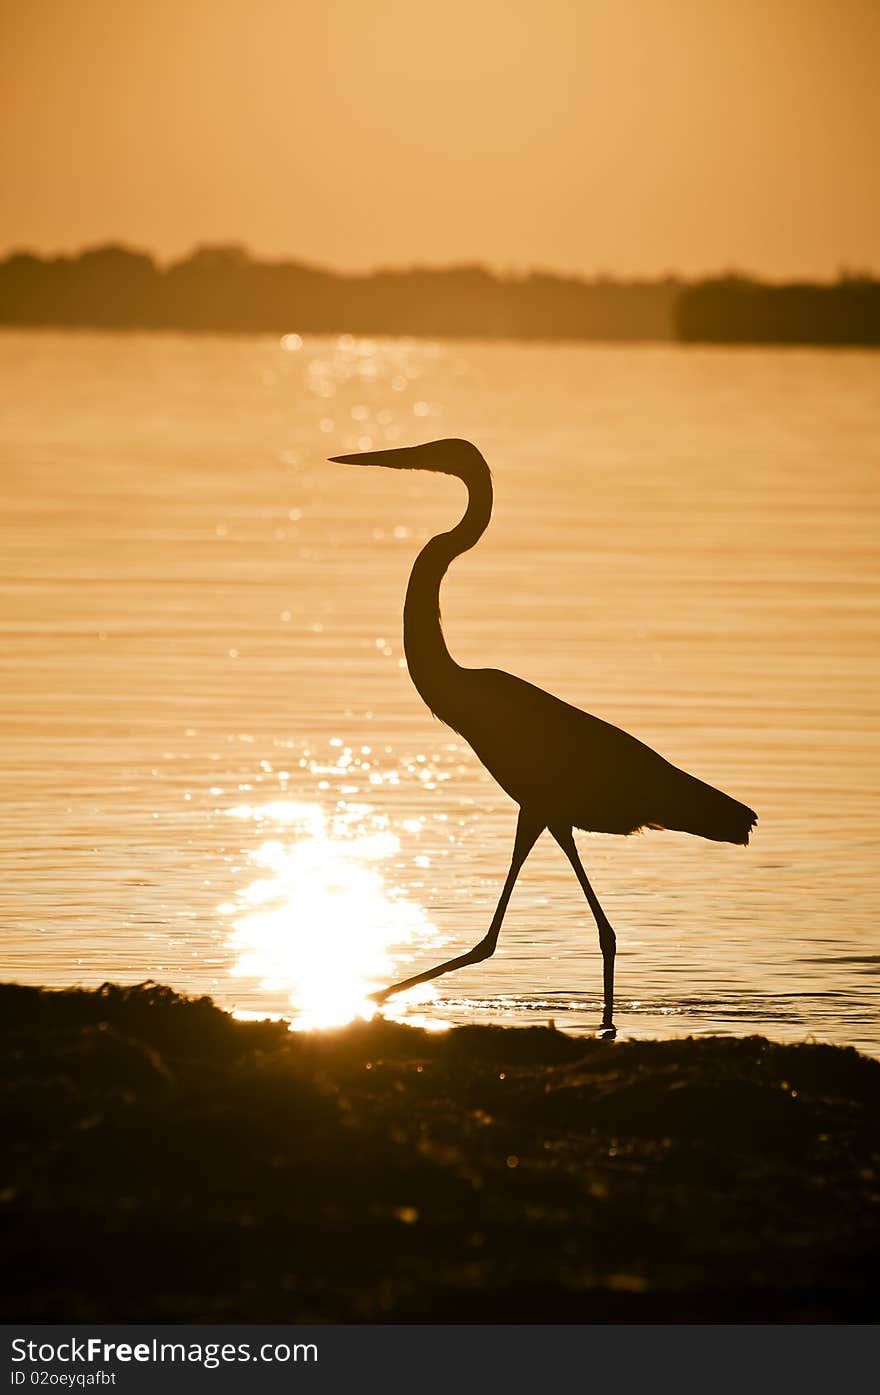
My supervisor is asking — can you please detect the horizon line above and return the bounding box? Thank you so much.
[2,240,877,288]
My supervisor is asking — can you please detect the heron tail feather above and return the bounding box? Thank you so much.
[657,766,757,845]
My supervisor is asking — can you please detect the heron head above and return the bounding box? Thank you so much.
[329,438,484,477]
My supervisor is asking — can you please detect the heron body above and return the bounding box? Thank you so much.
[330,438,756,1030]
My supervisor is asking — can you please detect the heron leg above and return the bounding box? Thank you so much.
[552,826,616,1031]
[370,808,543,1006]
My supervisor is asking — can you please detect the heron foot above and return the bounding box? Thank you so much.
[369,985,395,1008]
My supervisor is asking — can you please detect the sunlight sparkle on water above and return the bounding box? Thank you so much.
[221,801,443,1028]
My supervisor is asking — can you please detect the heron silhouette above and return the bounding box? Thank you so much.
[330,439,756,1031]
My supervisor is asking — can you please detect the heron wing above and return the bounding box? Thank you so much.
[449,668,755,844]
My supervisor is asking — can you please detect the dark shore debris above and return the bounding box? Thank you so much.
[2,981,877,1323]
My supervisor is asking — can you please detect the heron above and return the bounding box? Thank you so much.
[330,439,756,1032]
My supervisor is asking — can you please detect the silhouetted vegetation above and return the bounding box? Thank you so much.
[3,981,878,1322]
[0,243,677,339]
[1,245,877,344]
[676,273,880,345]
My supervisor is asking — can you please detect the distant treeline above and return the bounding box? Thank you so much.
[0,244,878,345]
[676,274,880,346]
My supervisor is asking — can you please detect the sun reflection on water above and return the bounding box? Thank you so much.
[220,800,444,1028]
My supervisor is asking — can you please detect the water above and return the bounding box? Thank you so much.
[1,331,878,1051]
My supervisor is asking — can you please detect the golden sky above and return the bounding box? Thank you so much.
[2,0,878,277]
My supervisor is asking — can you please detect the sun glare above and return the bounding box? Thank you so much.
[221,801,443,1028]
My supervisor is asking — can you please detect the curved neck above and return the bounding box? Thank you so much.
[403,453,493,718]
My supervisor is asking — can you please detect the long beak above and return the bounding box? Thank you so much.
[328,446,416,467]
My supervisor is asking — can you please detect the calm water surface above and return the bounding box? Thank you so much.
[1,332,878,1050]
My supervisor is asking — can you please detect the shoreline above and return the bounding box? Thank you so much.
[3,981,878,1322]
